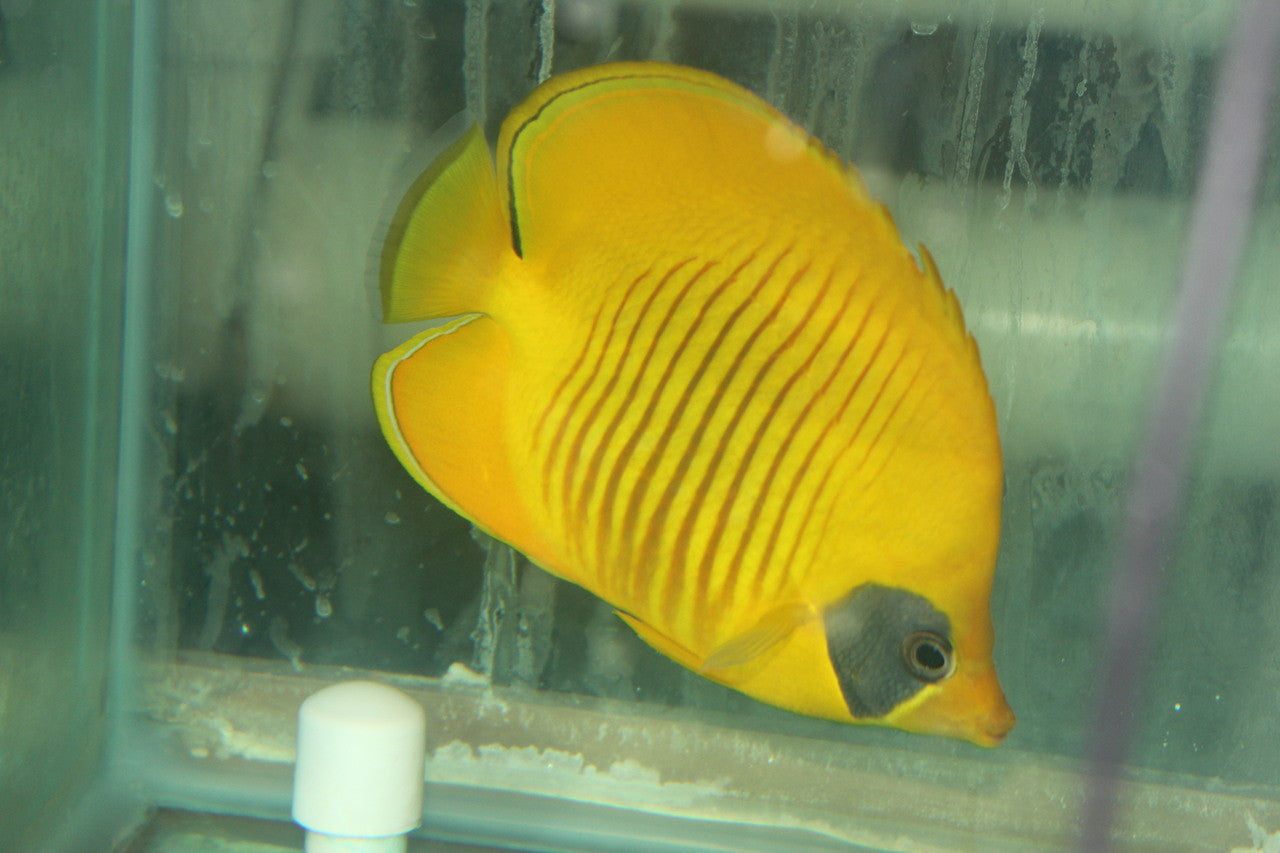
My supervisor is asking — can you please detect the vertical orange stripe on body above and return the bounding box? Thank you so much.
[635,248,790,628]
[546,260,683,572]
[719,266,853,611]
[590,256,743,594]
[776,313,905,582]
[745,280,887,594]
[538,264,660,557]
[679,259,813,615]
[808,350,932,559]
[582,259,709,594]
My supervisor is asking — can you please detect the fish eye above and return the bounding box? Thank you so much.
[901,631,954,682]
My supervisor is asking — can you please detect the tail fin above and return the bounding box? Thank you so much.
[380,124,510,323]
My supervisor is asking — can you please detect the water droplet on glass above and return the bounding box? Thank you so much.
[289,562,316,591]
[279,416,293,427]
[384,511,402,525]
[164,190,184,218]
[910,20,938,36]
[295,462,309,481]
[249,569,266,600]
[315,594,333,619]
[154,362,186,382]
[396,626,411,643]
[269,617,303,670]
[261,160,278,179]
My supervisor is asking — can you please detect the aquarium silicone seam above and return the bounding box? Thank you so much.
[105,0,161,784]
[75,0,114,694]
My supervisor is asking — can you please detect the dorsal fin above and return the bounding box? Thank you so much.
[916,241,986,372]
[490,63,981,361]
[493,61,889,263]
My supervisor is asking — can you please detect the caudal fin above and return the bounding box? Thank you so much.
[380,124,510,323]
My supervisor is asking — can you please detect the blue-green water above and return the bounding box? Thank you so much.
[3,1,1279,850]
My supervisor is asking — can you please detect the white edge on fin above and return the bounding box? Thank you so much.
[371,313,483,522]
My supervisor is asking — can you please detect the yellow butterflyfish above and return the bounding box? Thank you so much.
[373,62,1014,746]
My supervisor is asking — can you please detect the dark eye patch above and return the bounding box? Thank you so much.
[823,583,953,719]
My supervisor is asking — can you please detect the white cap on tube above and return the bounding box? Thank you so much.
[293,680,427,853]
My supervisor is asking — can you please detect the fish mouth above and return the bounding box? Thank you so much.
[891,665,1016,747]
[926,702,1015,748]
[968,701,1017,747]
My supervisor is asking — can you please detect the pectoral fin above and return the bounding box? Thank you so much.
[701,602,816,677]
[619,603,816,687]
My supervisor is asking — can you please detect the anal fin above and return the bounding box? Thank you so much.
[371,314,555,567]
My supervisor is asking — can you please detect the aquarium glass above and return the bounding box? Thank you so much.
[6,0,1280,850]
[0,0,133,849]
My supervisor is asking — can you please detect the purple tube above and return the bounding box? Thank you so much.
[1080,2,1280,850]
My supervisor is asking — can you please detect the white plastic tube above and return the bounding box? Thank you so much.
[292,681,428,853]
